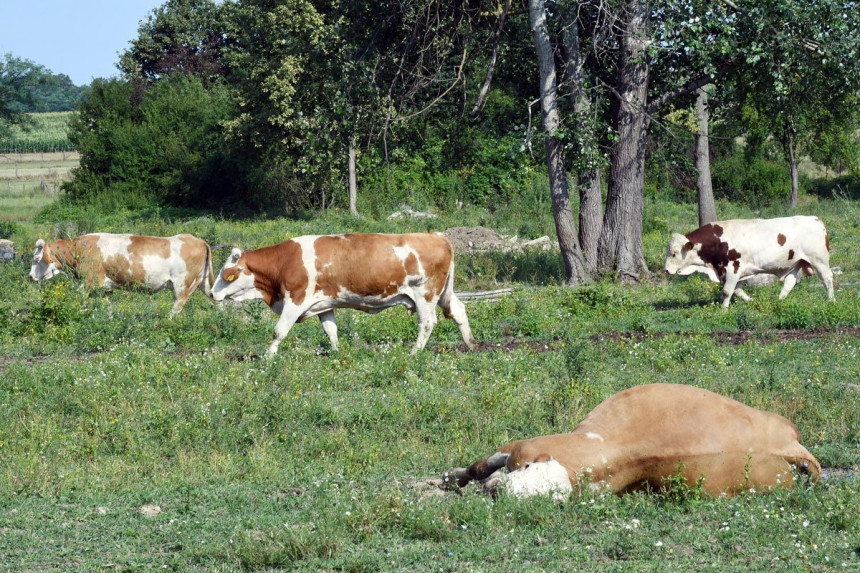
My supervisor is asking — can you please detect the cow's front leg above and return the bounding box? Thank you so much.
[721,275,741,308]
[268,305,304,355]
[442,451,511,489]
[318,310,339,351]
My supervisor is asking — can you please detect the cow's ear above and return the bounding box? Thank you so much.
[33,239,45,262]
[229,247,242,265]
[684,241,694,252]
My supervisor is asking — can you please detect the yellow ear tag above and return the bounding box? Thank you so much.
[225,272,238,282]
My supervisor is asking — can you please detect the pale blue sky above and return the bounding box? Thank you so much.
[0,1,165,86]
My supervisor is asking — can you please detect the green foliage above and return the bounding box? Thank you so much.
[25,279,85,338]
[712,152,791,207]
[64,76,238,209]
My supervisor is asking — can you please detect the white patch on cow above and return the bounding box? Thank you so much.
[585,432,604,442]
[501,459,572,501]
[29,239,61,281]
[212,268,261,303]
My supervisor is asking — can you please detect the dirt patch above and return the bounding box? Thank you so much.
[444,226,556,253]
[444,226,512,252]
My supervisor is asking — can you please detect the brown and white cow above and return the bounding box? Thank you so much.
[444,384,820,499]
[664,216,834,307]
[211,232,476,355]
[30,233,214,317]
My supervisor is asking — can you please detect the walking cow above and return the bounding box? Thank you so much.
[211,232,476,355]
[664,216,835,307]
[30,233,214,317]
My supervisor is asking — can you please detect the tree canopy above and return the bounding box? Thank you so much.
[60,0,860,279]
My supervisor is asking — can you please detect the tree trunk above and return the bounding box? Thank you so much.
[787,130,799,207]
[695,87,717,226]
[348,138,358,215]
[559,2,603,271]
[598,0,650,282]
[528,0,590,285]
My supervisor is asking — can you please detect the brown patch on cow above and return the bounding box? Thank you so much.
[788,249,795,260]
[685,224,731,280]
[777,233,787,246]
[241,240,308,307]
[313,234,453,303]
[314,235,406,299]
[178,234,209,291]
[825,234,830,252]
[404,252,419,276]
[47,235,108,287]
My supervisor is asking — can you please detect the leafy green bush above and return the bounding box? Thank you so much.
[712,154,791,207]
[63,76,238,211]
[27,280,85,336]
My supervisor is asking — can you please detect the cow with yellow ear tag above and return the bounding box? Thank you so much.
[211,234,476,356]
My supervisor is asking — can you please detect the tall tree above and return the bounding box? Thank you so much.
[695,86,717,225]
[597,0,651,281]
[118,0,233,83]
[0,54,45,138]
[529,0,590,285]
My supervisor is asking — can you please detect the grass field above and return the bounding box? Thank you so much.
[0,151,79,225]
[0,187,858,571]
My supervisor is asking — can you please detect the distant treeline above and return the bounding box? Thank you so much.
[1,54,87,113]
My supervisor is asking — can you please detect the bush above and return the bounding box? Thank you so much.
[712,154,791,207]
[63,76,239,210]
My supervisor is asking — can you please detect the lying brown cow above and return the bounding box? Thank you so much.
[30,233,214,317]
[211,232,476,355]
[445,384,820,499]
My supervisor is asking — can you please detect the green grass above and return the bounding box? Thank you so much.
[0,193,859,571]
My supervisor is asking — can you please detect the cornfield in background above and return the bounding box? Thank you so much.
[0,112,76,153]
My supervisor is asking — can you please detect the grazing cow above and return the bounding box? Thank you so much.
[30,233,214,317]
[444,384,820,499]
[211,232,476,355]
[664,216,835,307]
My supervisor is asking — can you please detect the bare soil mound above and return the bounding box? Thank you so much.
[444,226,511,252]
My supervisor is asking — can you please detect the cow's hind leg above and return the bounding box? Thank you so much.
[438,271,476,349]
[318,310,339,351]
[808,260,835,300]
[779,268,803,300]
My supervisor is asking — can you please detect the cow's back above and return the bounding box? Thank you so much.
[574,384,803,457]
[311,233,453,299]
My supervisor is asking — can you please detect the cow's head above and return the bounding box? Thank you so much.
[500,458,572,501]
[664,233,707,276]
[212,247,261,302]
[29,239,63,281]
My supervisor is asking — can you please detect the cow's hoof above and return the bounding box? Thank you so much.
[441,468,468,490]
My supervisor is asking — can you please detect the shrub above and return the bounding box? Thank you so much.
[712,154,791,207]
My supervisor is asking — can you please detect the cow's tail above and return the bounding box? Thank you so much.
[202,241,215,296]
